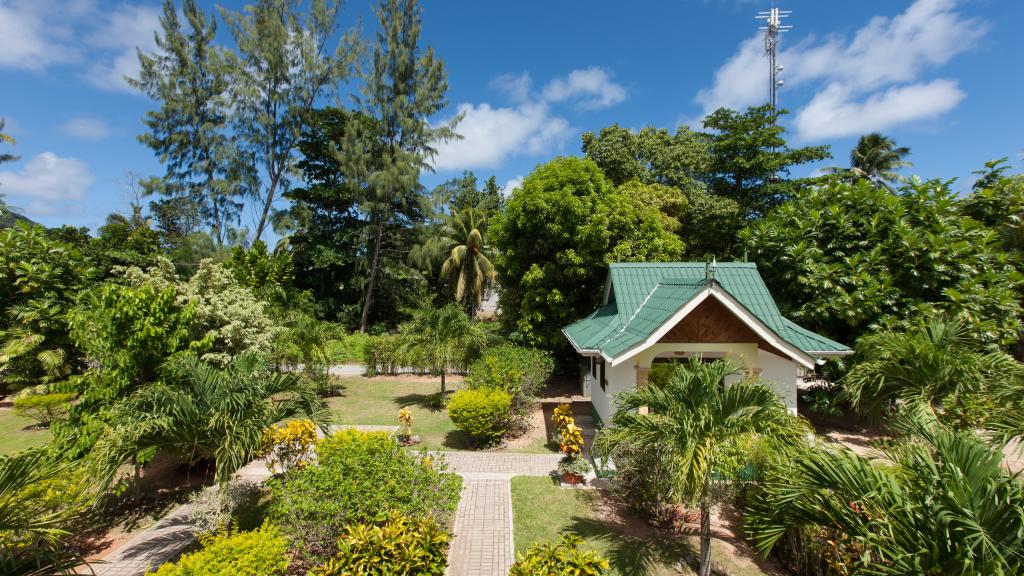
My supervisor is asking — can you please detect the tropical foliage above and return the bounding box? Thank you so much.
[594,359,802,576]
[745,417,1024,576]
[510,533,610,576]
[825,132,912,189]
[312,513,450,576]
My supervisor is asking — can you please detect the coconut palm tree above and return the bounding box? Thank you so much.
[399,303,489,399]
[411,206,495,315]
[96,352,330,486]
[841,318,1020,422]
[826,133,912,190]
[0,118,17,166]
[745,416,1024,575]
[593,359,801,576]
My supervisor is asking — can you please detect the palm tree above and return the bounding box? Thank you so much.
[593,359,800,576]
[826,133,912,190]
[0,450,92,575]
[411,206,496,315]
[96,352,330,486]
[399,303,489,399]
[745,416,1024,575]
[841,318,1019,422]
[0,118,18,166]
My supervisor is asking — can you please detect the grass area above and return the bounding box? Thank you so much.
[510,477,776,576]
[326,377,558,453]
[327,377,468,450]
[0,408,52,455]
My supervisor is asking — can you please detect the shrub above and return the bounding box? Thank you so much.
[510,533,609,576]
[465,345,553,415]
[12,392,75,425]
[363,334,425,376]
[326,330,370,364]
[557,455,591,477]
[447,388,511,446]
[262,419,318,475]
[267,430,461,564]
[187,481,264,537]
[147,523,289,576]
[311,513,449,576]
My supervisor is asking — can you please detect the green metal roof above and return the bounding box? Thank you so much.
[562,262,850,362]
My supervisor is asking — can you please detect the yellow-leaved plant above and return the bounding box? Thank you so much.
[262,419,317,475]
[398,407,413,437]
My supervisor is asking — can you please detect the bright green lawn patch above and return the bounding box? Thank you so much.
[511,477,777,576]
[327,377,468,450]
[0,408,51,455]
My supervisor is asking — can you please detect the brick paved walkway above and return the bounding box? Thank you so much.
[442,452,560,576]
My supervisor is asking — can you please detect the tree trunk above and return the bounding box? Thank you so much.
[359,213,387,333]
[698,497,713,576]
[207,167,222,246]
[253,175,280,242]
[440,371,447,399]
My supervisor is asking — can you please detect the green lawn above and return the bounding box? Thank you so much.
[0,408,51,455]
[511,477,777,576]
[326,377,558,453]
[327,377,469,450]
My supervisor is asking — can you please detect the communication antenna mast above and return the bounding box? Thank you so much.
[756,7,792,111]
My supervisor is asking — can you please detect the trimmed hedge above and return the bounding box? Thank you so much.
[447,388,511,446]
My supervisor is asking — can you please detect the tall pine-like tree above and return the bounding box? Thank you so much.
[347,0,457,332]
[130,0,243,245]
[220,0,359,242]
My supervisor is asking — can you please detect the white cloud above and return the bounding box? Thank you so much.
[0,152,94,216]
[695,0,986,139]
[0,0,159,92]
[501,176,524,197]
[60,116,111,140]
[541,67,628,111]
[794,79,965,140]
[432,103,572,171]
[433,67,628,172]
[490,72,533,103]
[85,4,161,92]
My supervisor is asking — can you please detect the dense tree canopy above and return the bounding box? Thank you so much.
[742,178,1023,347]
[491,157,683,350]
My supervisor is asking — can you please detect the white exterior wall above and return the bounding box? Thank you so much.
[757,348,799,414]
[591,361,637,425]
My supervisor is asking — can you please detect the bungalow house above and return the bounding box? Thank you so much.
[562,262,851,425]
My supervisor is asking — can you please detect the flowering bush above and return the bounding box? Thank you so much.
[262,419,318,475]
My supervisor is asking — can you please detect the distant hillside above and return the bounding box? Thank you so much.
[0,209,35,229]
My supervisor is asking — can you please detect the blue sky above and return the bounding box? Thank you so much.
[1,0,1022,234]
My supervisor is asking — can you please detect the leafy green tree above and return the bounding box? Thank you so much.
[131,0,245,245]
[286,108,428,327]
[842,318,1020,424]
[399,304,489,398]
[96,352,329,486]
[346,0,456,333]
[702,105,830,217]
[220,0,360,242]
[961,159,1024,256]
[594,359,799,576]
[746,417,1024,575]
[227,239,293,293]
[741,178,1023,347]
[90,207,164,276]
[55,281,208,457]
[491,157,684,350]
[582,123,709,191]
[0,225,94,393]
[825,132,912,190]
